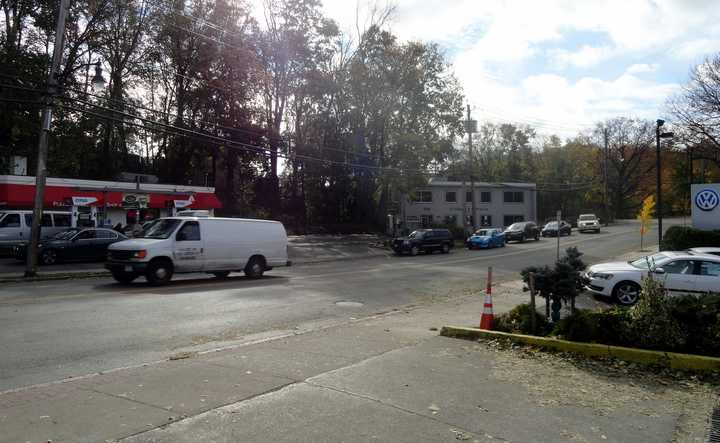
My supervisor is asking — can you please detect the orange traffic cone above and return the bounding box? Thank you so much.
[479,267,493,329]
[479,292,494,329]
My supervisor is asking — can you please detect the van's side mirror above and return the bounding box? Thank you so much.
[653,267,665,275]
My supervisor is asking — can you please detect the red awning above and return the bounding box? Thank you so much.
[1,183,221,210]
[191,193,222,209]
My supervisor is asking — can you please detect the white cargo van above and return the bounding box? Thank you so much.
[0,210,73,248]
[105,217,290,284]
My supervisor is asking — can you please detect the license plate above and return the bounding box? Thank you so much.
[124,265,133,272]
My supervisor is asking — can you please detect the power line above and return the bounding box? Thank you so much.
[62,85,385,161]
[59,97,439,175]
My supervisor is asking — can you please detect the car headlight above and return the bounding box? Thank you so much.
[133,250,147,259]
[591,272,613,280]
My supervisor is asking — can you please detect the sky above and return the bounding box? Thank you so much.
[315,0,720,138]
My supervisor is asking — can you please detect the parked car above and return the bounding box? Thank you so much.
[467,228,505,249]
[541,220,572,237]
[0,210,74,249]
[392,229,454,256]
[577,214,601,233]
[106,217,291,285]
[13,227,128,265]
[687,247,720,257]
[503,222,539,243]
[584,251,720,305]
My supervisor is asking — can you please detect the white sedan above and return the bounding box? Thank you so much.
[688,247,720,257]
[585,251,720,305]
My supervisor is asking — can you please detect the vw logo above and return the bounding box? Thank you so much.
[695,189,720,212]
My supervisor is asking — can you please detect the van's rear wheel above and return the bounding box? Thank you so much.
[112,270,137,284]
[146,259,173,285]
[212,271,230,279]
[245,256,265,279]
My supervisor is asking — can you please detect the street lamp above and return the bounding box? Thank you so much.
[90,61,106,92]
[655,119,674,249]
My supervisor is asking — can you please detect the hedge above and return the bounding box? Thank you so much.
[504,293,720,357]
[659,225,720,251]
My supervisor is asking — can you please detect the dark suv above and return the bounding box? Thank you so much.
[392,229,454,255]
[503,221,540,243]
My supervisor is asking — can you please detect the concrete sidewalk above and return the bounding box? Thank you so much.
[0,234,389,281]
[0,281,714,443]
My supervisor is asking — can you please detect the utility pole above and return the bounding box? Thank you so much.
[603,127,609,226]
[465,105,477,231]
[25,0,70,277]
[656,121,662,248]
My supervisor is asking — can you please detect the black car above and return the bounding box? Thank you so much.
[541,220,572,237]
[503,221,540,243]
[14,228,128,265]
[392,229,454,255]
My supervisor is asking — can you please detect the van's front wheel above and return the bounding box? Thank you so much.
[146,259,173,285]
[245,256,265,279]
[111,270,137,284]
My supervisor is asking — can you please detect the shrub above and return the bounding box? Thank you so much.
[551,307,632,345]
[660,225,720,251]
[629,277,687,351]
[669,294,720,356]
[493,303,548,335]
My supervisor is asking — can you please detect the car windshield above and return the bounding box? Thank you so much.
[630,253,669,269]
[137,219,181,239]
[507,223,524,230]
[53,229,80,240]
[544,222,558,228]
[408,230,424,239]
[579,215,596,221]
[474,229,491,236]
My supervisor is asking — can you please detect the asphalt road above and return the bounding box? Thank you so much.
[0,220,680,392]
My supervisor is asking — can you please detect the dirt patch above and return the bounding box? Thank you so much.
[472,339,718,442]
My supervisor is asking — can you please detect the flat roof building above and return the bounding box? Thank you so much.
[398,177,536,233]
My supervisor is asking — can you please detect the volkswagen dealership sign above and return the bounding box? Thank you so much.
[692,184,720,230]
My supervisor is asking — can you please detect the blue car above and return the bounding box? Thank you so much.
[467,228,505,249]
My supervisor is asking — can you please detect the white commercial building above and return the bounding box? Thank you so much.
[398,178,537,232]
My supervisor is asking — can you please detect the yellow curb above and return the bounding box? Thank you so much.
[439,326,720,372]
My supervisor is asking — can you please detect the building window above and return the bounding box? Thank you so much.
[420,214,433,227]
[504,215,524,226]
[445,191,457,203]
[504,191,524,203]
[480,215,492,227]
[444,215,457,225]
[414,190,432,203]
[465,191,472,203]
[480,191,492,203]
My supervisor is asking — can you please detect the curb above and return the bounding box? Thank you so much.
[440,326,720,372]
[0,270,110,284]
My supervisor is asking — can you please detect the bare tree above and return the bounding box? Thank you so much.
[669,53,720,168]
